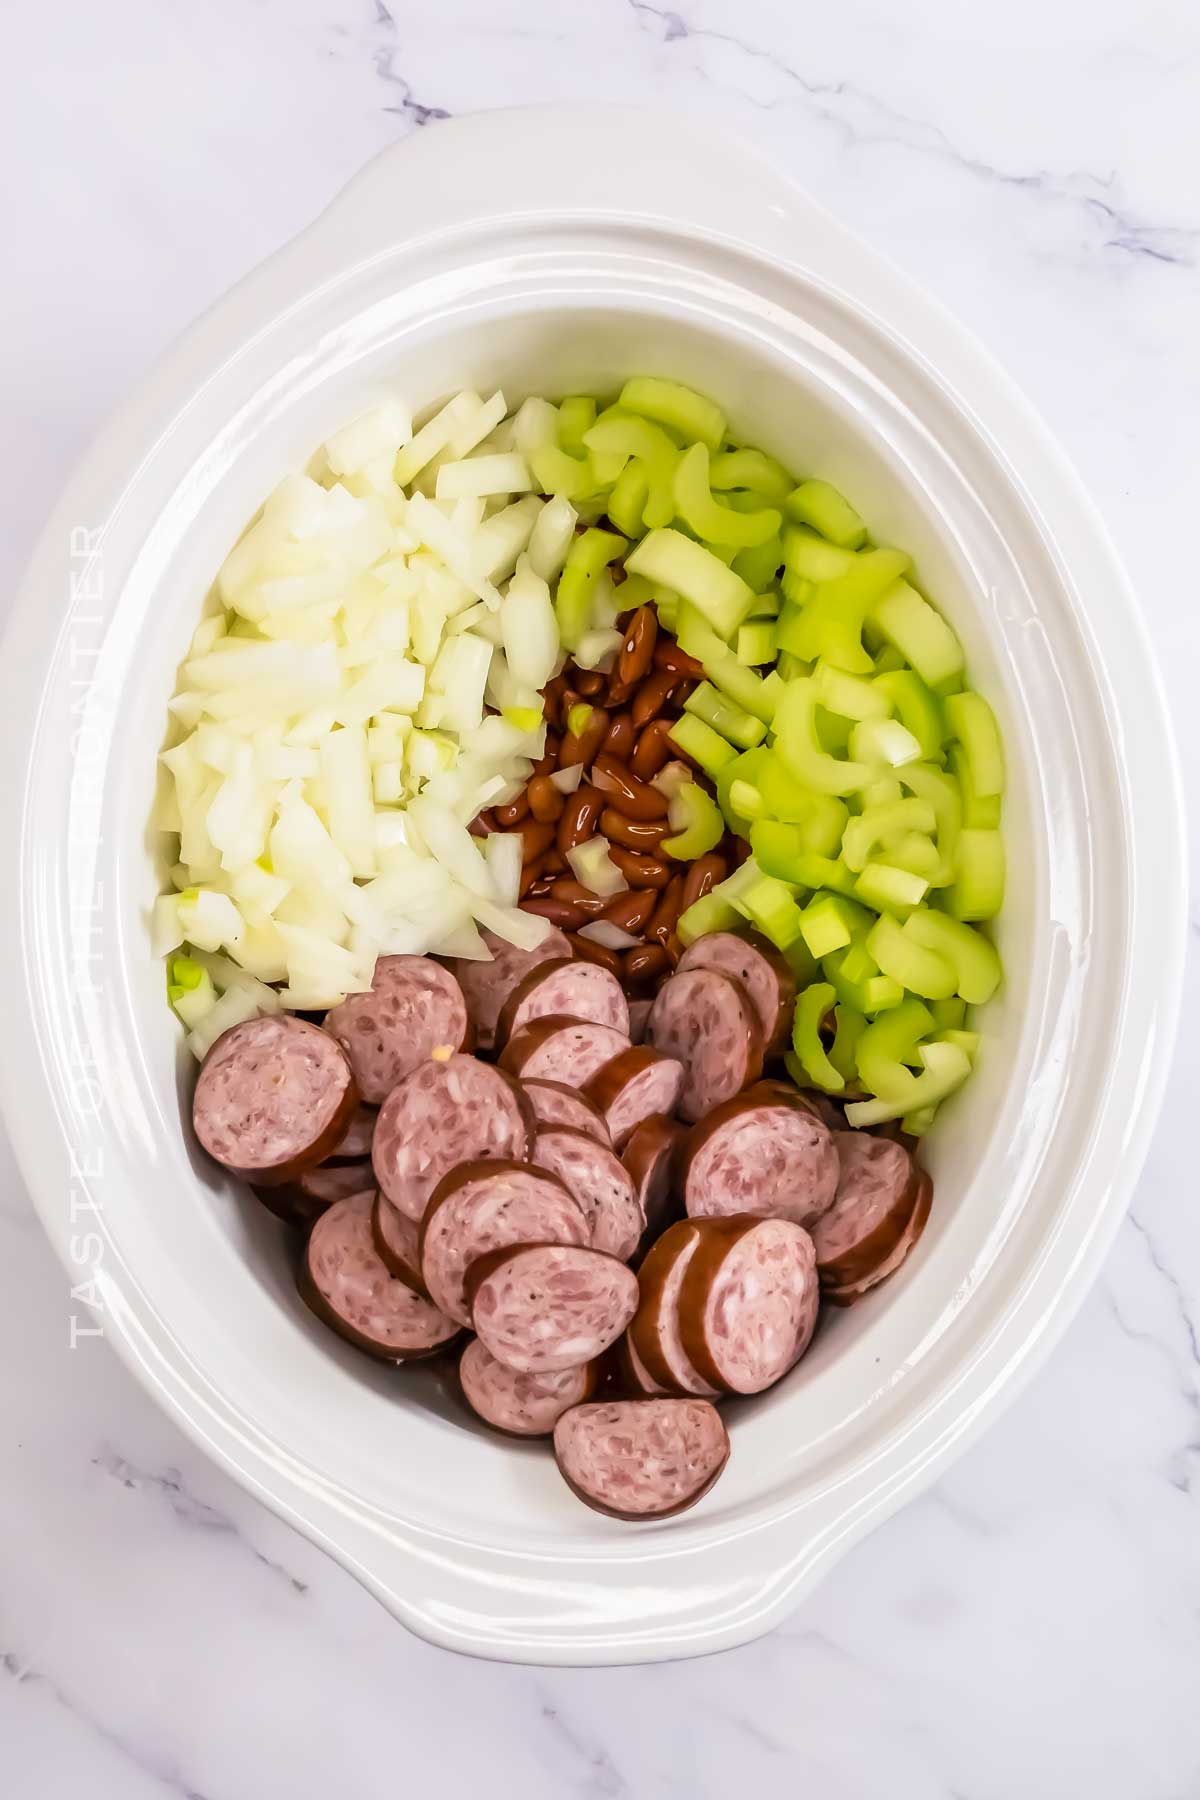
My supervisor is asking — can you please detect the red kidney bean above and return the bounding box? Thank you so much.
[522,896,588,930]
[608,846,673,890]
[560,706,610,769]
[653,640,704,679]
[600,808,671,851]
[469,811,496,838]
[601,713,636,762]
[519,854,548,899]
[526,874,557,898]
[601,888,659,935]
[630,716,675,780]
[527,775,565,824]
[557,786,606,856]
[618,606,658,686]
[532,732,560,779]
[623,942,670,986]
[574,668,605,697]
[542,848,568,875]
[646,876,685,948]
[548,878,610,918]
[568,933,623,976]
[517,818,556,863]
[495,793,531,828]
[592,754,669,822]
[631,670,678,728]
[681,852,728,912]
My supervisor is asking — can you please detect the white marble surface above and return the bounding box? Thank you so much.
[3,0,1199,1792]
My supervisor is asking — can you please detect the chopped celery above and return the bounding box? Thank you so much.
[798,891,865,960]
[792,982,844,1091]
[777,650,810,683]
[529,443,598,502]
[728,778,769,822]
[607,461,650,538]
[938,1027,981,1059]
[555,528,628,649]
[873,643,907,674]
[822,946,905,1017]
[948,741,1002,829]
[709,448,793,503]
[945,827,1006,920]
[716,745,772,834]
[673,444,781,548]
[558,396,597,456]
[855,998,935,1097]
[753,755,848,848]
[782,528,856,583]
[867,912,957,1000]
[626,530,756,639]
[772,678,874,796]
[845,1041,971,1126]
[737,874,807,951]
[816,706,853,755]
[855,861,928,915]
[902,907,1001,1004]
[618,377,725,452]
[662,782,724,860]
[945,691,1005,799]
[930,996,967,1030]
[751,820,852,889]
[668,712,739,779]
[784,480,867,549]
[816,662,893,723]
[871,580,965,692]
[899,762,963,886]
[736,621,777,665]
[746,590,782,620]
[841,797,937,872]
[781,934,819,985]
[829,1003,867,1082]
[674,604,775,722]
[901,1105,938,1136]
[677,889,741,945]
[848,717,923,769]
[776,550,909,674]
[684,681,766,750]
[874,669,946,762]
[861,776,904,809]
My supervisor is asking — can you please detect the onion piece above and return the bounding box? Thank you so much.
[566,838,629,897]
[576,920,640,951]
[549,763,583,794]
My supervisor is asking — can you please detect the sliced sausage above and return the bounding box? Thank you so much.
[419,1161,588,1326]
[193,1015,357,1186]
[522,1078,612,1146]
[622,1114,683,1248]
[646,968,764,1123]
[612,1332,671,1397]
[679,1216,819,1394]
[326,1103,378,1162]
[372,1054,533,1220]
[811,1133,923,1290]
[458,1339,598,1437]
[499,1016,631,1088]
[627,998,653,1044]
[495,958,630,1050]
[677,930,796,1055]
[629,1220,720,1397]
[585,1046,684,1150]
[259,1159,375,1227]
[466,1243,639,1374]
[371,1192,426,1293]
[824,1169,932,1304]
[449,925,571,1053]
[553,1399,730,1520]
[323,956,470,1104]
[680,1082,840,1228]
[300,1193,461,1361]
[531,1127,644,1263]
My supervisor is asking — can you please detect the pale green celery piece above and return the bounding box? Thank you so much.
[874,669,947,761]
[777,651,810,683]
[728,778,769,821]
[784,479,867,549]
[901,1104,938,1136]
[902,906,1001,1003]
[867,912,958,999]
[736,621,777,665]
[841,798,937,872]
[828,1003,867,1083]
[815,706,852,756]
[684,681,766,750]
[709,448,794,503]
[662,782,725,860]
[716,745,772,834]
[751,829,859,897]
[667,712,739,779]
[626,531,756,640]
[792,981,844,1091]
[871,580,965,692]
[709,855,771,910]
[899,762,963,887]
[945,690,1005,797]
[948,742,1002,828]
[776,549,909,674]
[673,603,775,722]
[677,889,741,945]
[607,461,651,538]
[821,946,905,1017]
[944,827,1006,920]
[816,662,894,723]
[555,528,628,650]
[737,875,808,952]
[781,527,857,584]
[938,1027,980,1058]
[855,861,928,916]
[529,443,599,503]
[745,590,782,620]
[873,644,907,674]
[772,678,874,796]
[848,717,923,769]
[798,892,856,959]
[862,777,904,809]
[844,1041,971,1126]
[673,444,782,548]
[876,831,942,881]
[855,997,936,1098]
[930,995,966,1030]
[618,377,725,452]
[558,396,597,457]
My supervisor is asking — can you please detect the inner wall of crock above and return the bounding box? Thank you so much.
[99,282,1076,1544]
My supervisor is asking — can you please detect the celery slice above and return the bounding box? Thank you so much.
[855,861,928,916]
[873,669,946,761]
[902,907,1001,1004]
[792,982,844,1091]
[772,678,874,796]
[626,530,756,639]
[667,713,738,779]
[558,396,597,456]
[944,828,1006,920]
[673,444,782,548]
[555,528,627,650]
[607,461,650,538]
[736,875,808,951]
[945,691,1005,799]
[662,783,725,860]
[782,528,857,583]
[716,745,772,834]
[677,890,741,946]
[709,448,793,503]
[844,1041,971,1126]
[674,604,776,722]
[736,621,777,665]
[867,913,958,999]
[871,580,965,692]
[683,681,766,750]
[618,377,725,452]
[784,480,867,549]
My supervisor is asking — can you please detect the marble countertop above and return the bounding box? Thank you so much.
[3,1,1199,1793]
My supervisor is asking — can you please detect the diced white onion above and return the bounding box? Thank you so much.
[577,921,640,951]
[435,453,533,501]
[566,838,629,898]
[549,763,584,794]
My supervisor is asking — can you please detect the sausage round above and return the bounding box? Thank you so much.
[621,1114,683,1248]
[495,958,630,1050]
[680,1082,840,1228]
[823,1169,932,1304]
[300,1193,461,1361]
[613,1333,671,1397]
[629,1220,721,1397]
[811,1132,923,1290]
[531,1127,643,1263]
[646,969,764,1123]
[371,1192,426,1293]
[677,930,796,1055]
[324,956,470,1104]
[553,1399,730,1520]
[585,1047,684,1150]
[372,1054,533,1220]
[466,1243,639,1374]
[521,1078,612,1146]
[326,1103,378,1162]
[678,1216,819,1394]
[449,925,571,1053]
[419,1161,589,1326]
[279,1158,375,1215]
[459,1339,598,1437]
[627,998,653,1045]
[499,1016,631,1089]
[193,1015,357,1186]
